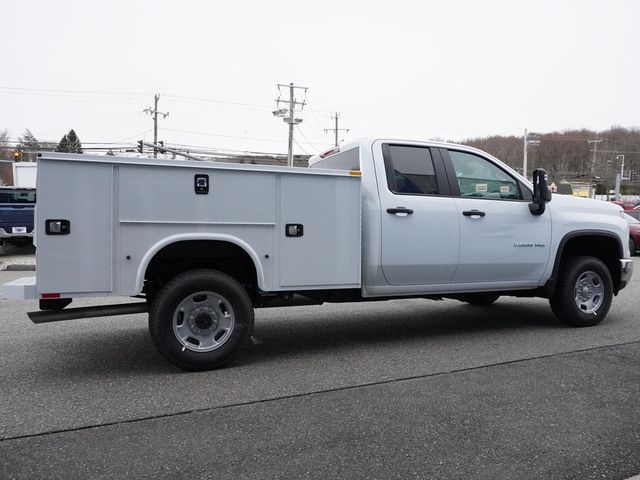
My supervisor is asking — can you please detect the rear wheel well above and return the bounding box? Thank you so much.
[144,240,259,300]
[553,234,622,294]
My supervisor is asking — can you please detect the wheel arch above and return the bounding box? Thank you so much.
[136,234,266,295]
[546,230,623,296]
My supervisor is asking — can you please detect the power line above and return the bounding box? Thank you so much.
[293,139,310,156]
[163,94,272,110]
[0,85,148,99]
[299,105,326,137]
[160,127,282,143]
[295,125,326,154]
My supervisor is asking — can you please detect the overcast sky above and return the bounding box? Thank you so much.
[2,0,639,155]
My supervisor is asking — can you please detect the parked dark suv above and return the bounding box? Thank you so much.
[0,187,36,247]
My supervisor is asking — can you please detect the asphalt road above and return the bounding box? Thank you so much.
[1,254,639,479]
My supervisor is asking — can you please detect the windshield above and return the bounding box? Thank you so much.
[0,189,36,204]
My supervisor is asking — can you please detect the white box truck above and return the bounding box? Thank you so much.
[2,139,633,370]
[12,162,37,188]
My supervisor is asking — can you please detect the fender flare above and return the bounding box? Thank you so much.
[135,233,267,294]
[542,229,623,296]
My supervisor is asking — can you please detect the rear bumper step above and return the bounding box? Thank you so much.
[28,302,148,323]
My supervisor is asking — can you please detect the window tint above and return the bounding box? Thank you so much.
[0,189,36,204]
[385,145,438,195]
[449,151,521,200]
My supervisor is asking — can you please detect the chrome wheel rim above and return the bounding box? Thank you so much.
[574,271,604,314]
[172,291,235,352]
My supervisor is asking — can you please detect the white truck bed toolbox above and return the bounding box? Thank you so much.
[33,153,361,298]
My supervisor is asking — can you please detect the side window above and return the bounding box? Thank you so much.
[384,145,439,195]
[448,150,521,200]
[310,147,360,170]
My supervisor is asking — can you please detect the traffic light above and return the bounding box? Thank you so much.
[137,140,143,154]
[13,150,22,162]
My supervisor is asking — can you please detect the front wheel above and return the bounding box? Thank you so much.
[630,238,637,256]
[149,269,254,371]
[549,256,613,327]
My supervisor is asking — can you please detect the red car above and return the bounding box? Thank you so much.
[625,213,640,255]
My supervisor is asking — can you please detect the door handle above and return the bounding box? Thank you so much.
[387,207,414,215]
[462,210,485,217]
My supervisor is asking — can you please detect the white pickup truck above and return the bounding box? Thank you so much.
[2,138,633,370]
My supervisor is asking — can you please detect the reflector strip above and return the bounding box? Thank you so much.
[41,293,61,299]
[349,170,362,177]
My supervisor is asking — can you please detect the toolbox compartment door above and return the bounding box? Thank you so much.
[36,160,113,295]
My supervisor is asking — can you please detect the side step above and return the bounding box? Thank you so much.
[28,302,148,324]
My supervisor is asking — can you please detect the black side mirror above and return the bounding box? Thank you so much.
[529,168,551,215]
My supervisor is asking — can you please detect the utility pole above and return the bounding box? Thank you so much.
[616,154,625,180]
[523,129,541,179]
[143,94,169,158]
[587,138,603,199]
[324,112,349,146]
[613,154,625,201]
[273,83,307,167]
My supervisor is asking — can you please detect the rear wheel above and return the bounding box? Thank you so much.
[149,269,254,371]
[630,238,637,256]
[549,256,613,327]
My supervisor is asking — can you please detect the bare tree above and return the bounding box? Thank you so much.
[0,129,12,185]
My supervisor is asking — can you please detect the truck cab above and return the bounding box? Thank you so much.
[311,138,631,304]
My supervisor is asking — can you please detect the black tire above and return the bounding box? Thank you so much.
[458,293,500,306]
[549,256,613,327]
[630,238,637,256]
[149,269,254,371]
[9,239,32,248]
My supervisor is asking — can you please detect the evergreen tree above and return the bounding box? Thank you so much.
[66,129,82,153]
[55,133,70,152]
[55,129,83,153]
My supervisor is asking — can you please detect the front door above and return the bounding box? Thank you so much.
[442,149,552,284]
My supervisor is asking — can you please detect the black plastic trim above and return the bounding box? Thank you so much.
[462,210,486,217]
[387,207,414,215]
[543,229,624,296]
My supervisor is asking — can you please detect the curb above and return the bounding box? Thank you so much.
[2,264,36,272]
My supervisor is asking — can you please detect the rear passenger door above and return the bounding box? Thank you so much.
[378,143,460,285]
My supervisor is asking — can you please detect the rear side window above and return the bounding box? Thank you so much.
[310,147,360,170]
[0,190,36,203]
[448,150,521,200]
[384,145,439,195]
